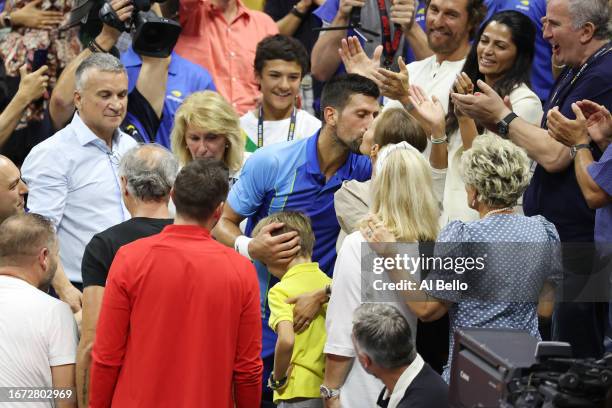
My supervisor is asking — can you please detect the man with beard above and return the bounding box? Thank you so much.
[384,0,486,116]
[214,73,377,406]
[0,213,78,408]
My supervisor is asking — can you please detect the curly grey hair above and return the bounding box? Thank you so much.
[118,144,178,202]
[460,135,530,208]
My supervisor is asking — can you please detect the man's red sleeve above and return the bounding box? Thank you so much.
[88,249,132,408]
[233,261,263,407]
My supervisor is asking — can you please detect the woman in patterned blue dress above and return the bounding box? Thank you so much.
[363,135,561,383]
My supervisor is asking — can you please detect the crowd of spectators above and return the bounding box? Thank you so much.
[0,0,611,407]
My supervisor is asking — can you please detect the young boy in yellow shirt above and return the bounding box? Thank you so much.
[252,211,331,408]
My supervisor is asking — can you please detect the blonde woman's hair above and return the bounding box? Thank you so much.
[170,91,244,171]
[368,148,439,242]
[460,134,530,207]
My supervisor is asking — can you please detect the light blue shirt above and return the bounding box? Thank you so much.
[21,114,138,283]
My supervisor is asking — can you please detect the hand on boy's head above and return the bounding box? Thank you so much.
[249,222,301,266]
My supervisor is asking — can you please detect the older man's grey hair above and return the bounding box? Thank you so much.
[118,144,179,202]
[567,0,612,39]
[75,53,125,92]
[352,303,416,369]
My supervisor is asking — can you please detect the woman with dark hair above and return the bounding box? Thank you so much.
[410,10,544,226]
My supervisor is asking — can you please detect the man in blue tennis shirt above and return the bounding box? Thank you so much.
[214,73,378,406]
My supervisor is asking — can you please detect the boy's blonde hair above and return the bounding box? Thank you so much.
[252,211,315,258]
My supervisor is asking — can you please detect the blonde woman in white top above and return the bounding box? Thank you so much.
[324,147,439,408]
[408,11,544,227]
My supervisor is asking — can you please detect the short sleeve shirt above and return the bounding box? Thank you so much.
[588,144,612,243]
[82,217,173,287]
[227,131,371,357]
[121,47,216,148]
[267,262,331,403]
[426,214,561,381]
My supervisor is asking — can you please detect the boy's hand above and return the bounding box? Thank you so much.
[286,288,326,333]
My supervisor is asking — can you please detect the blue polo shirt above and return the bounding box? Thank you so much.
[121,47,216,148]
[499,0,553,101]
[227,130,372,357]
[523,46,612,242]
[313,0,427,67]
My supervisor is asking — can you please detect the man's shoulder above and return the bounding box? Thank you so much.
[91,218,172,248]
[248,135,310,166]
[399,363,449,407]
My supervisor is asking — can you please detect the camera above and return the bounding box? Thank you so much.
[68,0,181,58]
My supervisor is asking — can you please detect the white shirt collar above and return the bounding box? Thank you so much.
[383,353,425,408]
[72,112,122,150]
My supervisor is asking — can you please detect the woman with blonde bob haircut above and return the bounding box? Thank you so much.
[364,135,561,383]
[171,91,244,179]
[323,145,439,408]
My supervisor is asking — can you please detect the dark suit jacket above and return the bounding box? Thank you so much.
[377,362,449,408]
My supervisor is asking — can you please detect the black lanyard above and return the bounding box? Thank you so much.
[377,0,402,68]
[542,42,612,128]
[257,106,297,148]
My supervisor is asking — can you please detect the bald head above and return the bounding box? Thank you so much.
[0,155,28,223]
[118,144,178,203]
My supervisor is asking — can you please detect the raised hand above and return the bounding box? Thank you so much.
[10,0,64,30]
[16,64,49,103]
[450,79,510,131]
[339,36,382,83]
[576,99,612,144]
[338,0,366,20]
[373,56,410,104]
[547,104,589,147]
[408,85,446,137]
[390,0,417,32]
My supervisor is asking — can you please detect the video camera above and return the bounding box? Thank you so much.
[449,328,612,408]
[68,0,181,58]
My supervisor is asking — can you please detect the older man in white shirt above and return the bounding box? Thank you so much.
[21,53,137,312]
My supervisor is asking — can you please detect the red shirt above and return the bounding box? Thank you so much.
[89,225,262,408]
[174,0,278,114]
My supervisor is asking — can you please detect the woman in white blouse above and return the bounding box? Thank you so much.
[409,10,543,227]
[322,146,439,408]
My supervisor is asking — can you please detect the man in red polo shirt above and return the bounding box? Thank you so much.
[89,158,262,408]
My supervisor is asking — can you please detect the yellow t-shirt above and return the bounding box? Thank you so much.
[268,262,331,403]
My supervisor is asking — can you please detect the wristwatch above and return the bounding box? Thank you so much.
[320,384,340,400]
[267,372,288,390]
[496,112,518,138]
[570,143,590,159]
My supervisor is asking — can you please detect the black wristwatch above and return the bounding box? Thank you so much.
[267,372,288,390]
[290,5,308,19]
[496,112,518,138]
[570,143,590,159]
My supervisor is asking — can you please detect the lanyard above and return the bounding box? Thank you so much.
[257,106,297,148]
[543,42,612,128]
[377,0,403,68]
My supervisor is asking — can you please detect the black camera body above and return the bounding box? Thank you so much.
[69,0,181,58]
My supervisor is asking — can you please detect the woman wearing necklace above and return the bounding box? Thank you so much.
[363,135,561,383]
